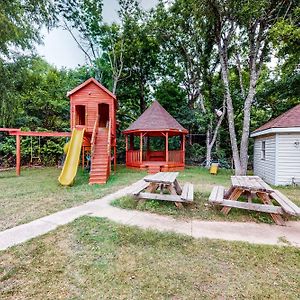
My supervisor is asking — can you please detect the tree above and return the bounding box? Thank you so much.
[153,0,225,166]
[0,0,56,56]
[119,0,160,113]
[56,0,128,94]
[207,0,297,175]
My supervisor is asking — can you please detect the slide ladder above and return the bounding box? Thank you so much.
[89,127,111,184]
[58,128,85,186]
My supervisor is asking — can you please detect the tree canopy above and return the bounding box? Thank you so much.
[0,0,299,171]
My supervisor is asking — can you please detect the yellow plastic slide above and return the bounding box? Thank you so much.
[58,128,85,186]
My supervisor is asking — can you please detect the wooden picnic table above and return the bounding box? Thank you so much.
[209,175,300,226]
[132,172,194,207]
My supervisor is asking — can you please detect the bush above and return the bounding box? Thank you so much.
[185,143,205,165]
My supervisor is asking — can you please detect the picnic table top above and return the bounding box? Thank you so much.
[231,176,274,193]
[144,172,179,184]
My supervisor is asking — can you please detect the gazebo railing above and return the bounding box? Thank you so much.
[168,150,183,163]
[126,149,183,165]
[126,150,142,165]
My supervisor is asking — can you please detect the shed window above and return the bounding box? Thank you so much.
[261,141,266,160]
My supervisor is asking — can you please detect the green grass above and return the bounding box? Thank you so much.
[113,166,300,224]
[0,166,145,231]
[0,217,299,299]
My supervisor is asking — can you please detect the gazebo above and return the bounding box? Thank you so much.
[123,100,188,173]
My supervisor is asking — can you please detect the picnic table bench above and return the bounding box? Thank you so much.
[209,176,300,226]
[132,172,194,207]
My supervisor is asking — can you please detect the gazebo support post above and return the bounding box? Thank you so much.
[146,135,150,160]
[165,132,169,163]
[16,133,21,176]
[139,132,143,164]
[125,135,128,166]
[130,134,134,150]
[182,134,186,163]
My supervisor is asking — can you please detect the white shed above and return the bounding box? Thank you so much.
[251,104,300,186]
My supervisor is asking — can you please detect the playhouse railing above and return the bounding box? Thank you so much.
[107,118,112,176]
[91,119,98,159]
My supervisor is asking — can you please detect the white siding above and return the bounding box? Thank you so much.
[276,133,300,185]
[253,135,276,185]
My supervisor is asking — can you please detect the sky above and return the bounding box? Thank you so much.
[36,0,158,69]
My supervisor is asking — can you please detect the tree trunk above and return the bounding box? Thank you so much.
[218,47,243,175]
[140,81,146,113]
[206,128,212,168]
[239,75,257,174]
[112,77,118,95]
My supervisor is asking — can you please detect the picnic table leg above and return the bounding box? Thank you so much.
[221,188,244,215]
[256,192,285,226]
[145,182,158,193]
[167,184,183,209]
[224,186,235,199]
[174,179,182,194]
[138,183,158,205]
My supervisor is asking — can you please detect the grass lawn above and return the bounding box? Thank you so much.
[1,217,299,299]
[0,166,145,231]
[113,166,300,224]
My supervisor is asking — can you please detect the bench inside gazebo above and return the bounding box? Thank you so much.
[123,101,188,174]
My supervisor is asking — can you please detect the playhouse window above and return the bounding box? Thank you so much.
[261,141,266,160]
[75,105,86,126]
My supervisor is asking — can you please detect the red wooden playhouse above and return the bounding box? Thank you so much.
[66,78,117,184]
[0,78,117,185]
[123,100,188,174]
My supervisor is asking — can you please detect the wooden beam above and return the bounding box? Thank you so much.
[9,131,71,137]
[125,135,128,151]
[82,146,85,170]
[183,134,186,164]
[257,192,285,226]
[16,133,21,176]
[138,192,191,203]
[114,145,117,174]
[215,199,284,214]
[130,134,134,150]
[140,132,143,163]
[165,132,169,163]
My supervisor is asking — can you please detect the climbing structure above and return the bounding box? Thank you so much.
[68,78,117,184]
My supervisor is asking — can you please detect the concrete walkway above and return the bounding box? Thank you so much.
[1,180,300,250]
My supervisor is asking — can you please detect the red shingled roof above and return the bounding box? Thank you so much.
[123,100,188,133]
[254,104,300,133]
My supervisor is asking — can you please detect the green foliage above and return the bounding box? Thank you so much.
[1,0,300,169]
[0,0,56,56]
[186,144,206,164]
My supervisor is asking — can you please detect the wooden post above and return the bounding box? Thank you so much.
[130,134,134,150]
[16,133,21,176]
[147,135,150,160]
[125,135,128,166]
[82,146,85,170]
[114,145,117,174]
[165,132,169,163]
[140,132,143,163]
[183,134,185,164]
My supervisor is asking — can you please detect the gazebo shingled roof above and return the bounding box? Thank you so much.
[253,104,300,133]
[123,100,188,133]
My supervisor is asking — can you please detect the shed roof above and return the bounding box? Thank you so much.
[253,104,300,134]
[67,77,116,99]
[123,100,188,134]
